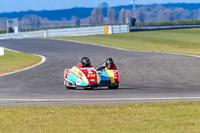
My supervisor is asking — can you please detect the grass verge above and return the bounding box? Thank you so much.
[1,101,200,133]
[54,28,200,56]
[0,50,42,75]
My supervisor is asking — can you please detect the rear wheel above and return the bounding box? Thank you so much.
[84,88,94,90]
[108,86,118,89]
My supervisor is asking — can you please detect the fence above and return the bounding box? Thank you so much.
[112,25,130,33]
[0,25,130,40]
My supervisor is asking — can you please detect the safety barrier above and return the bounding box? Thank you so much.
[0,25,130,40]
[130,25,200,31]
[112,25,130,33]
[0,47,4,56]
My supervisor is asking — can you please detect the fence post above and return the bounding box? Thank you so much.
[0,47,4,56]
[128,25,130,32]
[43,30,47,38]
[109,26,113,34]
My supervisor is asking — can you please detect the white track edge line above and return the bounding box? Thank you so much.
[1,97,200,102]
[48,38,200,59]
[0,48,46,77]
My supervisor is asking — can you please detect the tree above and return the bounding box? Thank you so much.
[137,9,145,23]
[119,8,126,24]
[107,8,116,25]
[91,8,103,25]
[30,15,41,28]
[125,10,132,24]
[21,15,41,29]
[198,9,200,19]
[169,11,175,21]
[71,16,81,26]
[0,18,7,30]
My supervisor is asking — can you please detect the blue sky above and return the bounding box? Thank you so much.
[0,0,199,13]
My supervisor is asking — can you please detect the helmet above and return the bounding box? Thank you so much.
[81,57,91,67]
[106,57,114,69]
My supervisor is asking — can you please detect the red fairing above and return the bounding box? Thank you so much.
[113,70,119,84]
[79,68,97,84]
[64,69,70,78]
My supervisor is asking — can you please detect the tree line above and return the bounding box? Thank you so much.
[0,4,200,30]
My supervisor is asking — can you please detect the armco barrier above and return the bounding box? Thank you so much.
[0,30,45,40]
[46,26,105,37]
[130,25,200,31]
[0,47,4,56]
[0,25,130,40]
[112,25,130,33]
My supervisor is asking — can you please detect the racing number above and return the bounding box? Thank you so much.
[87,74,95,77]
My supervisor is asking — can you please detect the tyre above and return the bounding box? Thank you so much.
[84,87,94,90]
[65,81,76,89]
[108,86,118,89]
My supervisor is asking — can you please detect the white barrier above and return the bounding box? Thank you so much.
[0,47,4,56]
[0,25,130,40]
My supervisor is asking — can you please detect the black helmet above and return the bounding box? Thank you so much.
[81,57,91,67]
[106,57,114,69]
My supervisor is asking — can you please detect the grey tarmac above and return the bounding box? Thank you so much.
[0,38,200,107]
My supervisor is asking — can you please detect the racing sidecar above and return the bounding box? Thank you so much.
[97,69,119,89]
[64,66,119,89]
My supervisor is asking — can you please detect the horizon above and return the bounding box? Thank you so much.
[0,0,200,13]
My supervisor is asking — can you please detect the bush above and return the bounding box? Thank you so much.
[0,30,6,34]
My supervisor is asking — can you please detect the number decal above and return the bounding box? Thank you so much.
[87,74,95,77]
[78,71,83,77]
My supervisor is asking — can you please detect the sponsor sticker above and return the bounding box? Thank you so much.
[76,79,81,85]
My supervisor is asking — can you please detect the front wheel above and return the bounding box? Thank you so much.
[108,86,118,89]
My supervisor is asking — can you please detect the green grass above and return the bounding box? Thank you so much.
[1,102,200,133]
[0,30,6,34]
[55,28,200,56]
[0,50,42,75]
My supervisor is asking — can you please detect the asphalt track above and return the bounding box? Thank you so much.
[0,39,200,107]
